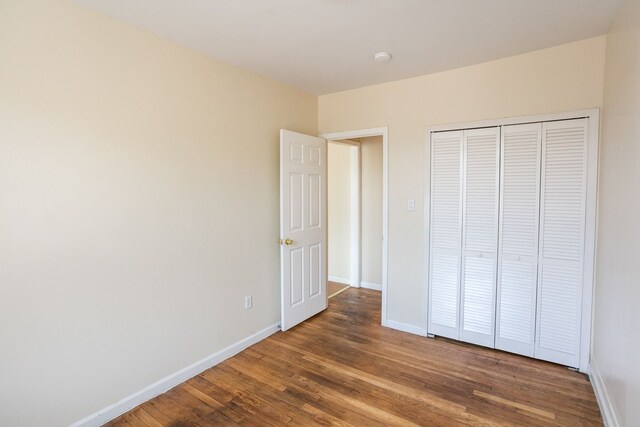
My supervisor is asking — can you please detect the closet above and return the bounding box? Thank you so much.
[427,115,595,370]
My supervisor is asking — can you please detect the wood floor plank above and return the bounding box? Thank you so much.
[130,407,163,427]
[473,390,555,420]
[106,288,602,426]
[226,350,396,426]
[238,348,447,426]
[328,281,350,298]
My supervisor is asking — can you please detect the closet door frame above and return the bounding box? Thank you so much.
[424,108,599,373]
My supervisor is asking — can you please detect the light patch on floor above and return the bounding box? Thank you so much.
[328,281,350,298]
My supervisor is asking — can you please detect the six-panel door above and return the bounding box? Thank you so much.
[280,130,327,331]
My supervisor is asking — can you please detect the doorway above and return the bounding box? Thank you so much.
[278,128,387,331]
[323,128,388,321]
[327,139,359,298]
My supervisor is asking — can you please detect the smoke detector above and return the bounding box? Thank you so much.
[373,52,392,63]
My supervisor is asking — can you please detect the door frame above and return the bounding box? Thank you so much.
[424,108,599,373]
[321,127,389,326]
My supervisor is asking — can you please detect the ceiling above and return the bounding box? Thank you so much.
[77,0,622,95]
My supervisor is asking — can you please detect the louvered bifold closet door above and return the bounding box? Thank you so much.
[495,123,541,357]
[536,119,588,368]
[459,127,500,347]
[428,130,463,339]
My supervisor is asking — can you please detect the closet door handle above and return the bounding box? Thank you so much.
[478,252,483,258]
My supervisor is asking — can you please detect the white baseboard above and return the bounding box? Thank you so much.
[360,281,382,291]
[590,360,620,427]
[70,322,281,427]
[384,319,427,337]
[328,275,353,286]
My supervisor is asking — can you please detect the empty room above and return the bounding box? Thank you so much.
[2,0,639,426]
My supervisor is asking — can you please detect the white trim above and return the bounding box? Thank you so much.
[590,360,620,427]
[328,275,354,286]
[70,323,280,427]
[360,281,382,291]
[423,130,432,338]
[330,139,359,147]
[582,110,600,373]
[385,319,428,336]
[350,144,361,289]
[424,109,599,373]
[426,109,598,133]
[321,128,389,327]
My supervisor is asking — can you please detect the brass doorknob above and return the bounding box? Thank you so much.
[279,238,294,246]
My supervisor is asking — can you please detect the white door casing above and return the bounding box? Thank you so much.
[280,130,327,331]
[320,127,389,327]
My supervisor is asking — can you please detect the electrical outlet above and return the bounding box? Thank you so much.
[244,295,252,309]
[407,199,415,212]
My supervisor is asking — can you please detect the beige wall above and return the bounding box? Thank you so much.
[319,36,606,328]
[359,136,383,286]
[0,1,317,425]
[593,0,640,424]
[328,142,354,282]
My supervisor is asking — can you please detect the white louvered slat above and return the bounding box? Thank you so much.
[495,123,541,357]
[536,119,588,368]
[499,260,537,343]
[431,134,463,250]
[538,261,581,353]
[460,127,499,348]
[462,256,496,335]
[428,131,463,339]
[430,252,460,329]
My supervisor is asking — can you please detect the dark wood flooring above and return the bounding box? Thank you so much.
[107,288,602,426]
[327,281,350,298]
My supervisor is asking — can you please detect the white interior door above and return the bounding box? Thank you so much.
[495,123,542,357]
[428,130,463,339]
[460,127,500,347]
[535,119,588,368]
[280,129,327,331]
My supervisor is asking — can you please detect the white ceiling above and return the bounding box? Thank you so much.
[77,0,622,95]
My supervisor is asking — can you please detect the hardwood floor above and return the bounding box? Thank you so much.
[327,281,350,298]
[107,289,602,426]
